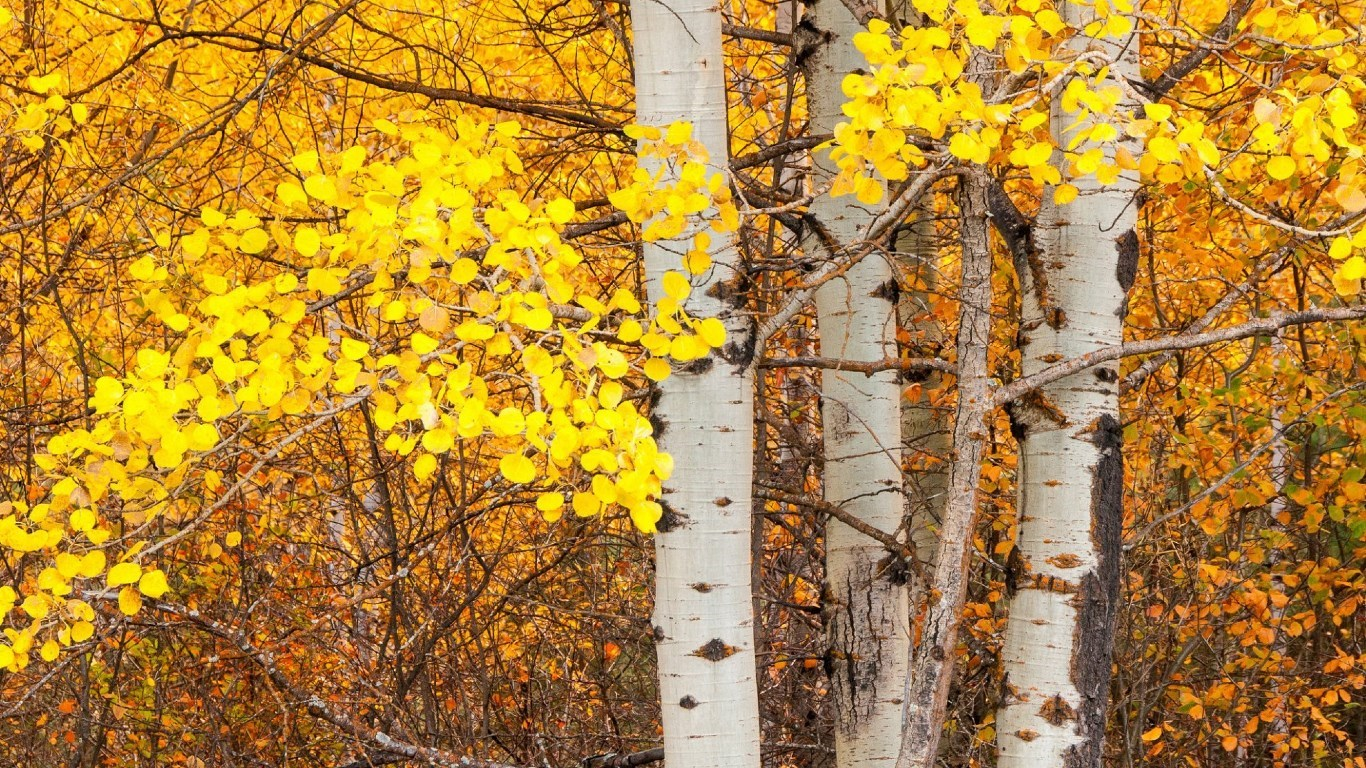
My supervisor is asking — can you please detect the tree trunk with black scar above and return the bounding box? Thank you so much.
[798,1,910,766]
[994,3,1137,765]
[630,2,761,767]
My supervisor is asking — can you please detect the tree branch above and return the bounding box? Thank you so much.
[995,305,1366,408]
[1136,0,1256,100]
[759,355,953,375]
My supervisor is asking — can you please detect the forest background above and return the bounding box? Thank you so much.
[1,0,1364,767]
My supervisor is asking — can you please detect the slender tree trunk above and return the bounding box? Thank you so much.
[898,212,949,593]
[994,4,1138,764]
[799,2,909,765]
[629,4,762,768]
[897,172,994,768]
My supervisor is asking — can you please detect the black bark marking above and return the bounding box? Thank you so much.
[877,552,909,585]
[791,16,833,71]
[1062,413,1123,768]
[718,317,758,371]
[656,499,685,533]
[1004,391,1069,441]
[679,695,699,709]
[704,272,751,309]
[870,278,900,304]
[680,356,714,375]
[1039,694,1078,726]
[1115,229,1139,294]
[691,638,739,662]
[652,625,666,642]
[689,582,713,593]
[1093,366,1118,383]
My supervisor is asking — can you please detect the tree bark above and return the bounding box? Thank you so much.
[800,1,910,766]
[629,3,762,768]
[994,4,1137,765]
[896,171,994,768]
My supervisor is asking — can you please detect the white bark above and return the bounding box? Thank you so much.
[801,1,909,766]
[995,4,1137,765]
[630,4,761,768]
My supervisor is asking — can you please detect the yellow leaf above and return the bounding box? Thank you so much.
[1035,9,1065,34]
[22,594,48,619]
[303,174,336,201]
[1053,184,1079,205]
[412,332,440,355]
[71,621,94,643]
[662,271,692,301]
[1335,184,1366,212]
[200,207,227,227]
[665,122,692,145]
[1266,155,1296,180]
[293,227,321,257]
[545,198,575,225]
[1330,236,1353,260]
[1339,256,1366,281]
[644,358,672,382]
[572,491,601,517]
[422,428,455,454]
[1142,726,1163,742]
[340,337,370,361]
[225,531,242,547]
[106,562,142,587]
[500,454,536,484]
[413,453,438,481]
[78,551,106,578]
[138,569,169,598]
[40,640,59,662]
[1144,103,1172,122]
[118,586,142,616]
[697,317,726,347]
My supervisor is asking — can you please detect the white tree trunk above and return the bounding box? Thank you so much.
[800,2,910,766]
[630,4,762,768]
[995,3,1138,765]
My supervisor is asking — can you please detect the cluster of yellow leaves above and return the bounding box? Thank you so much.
[4,72,89,152]
[4,115,734,671]
[833,1,1366,292]
[829,0,1141,204]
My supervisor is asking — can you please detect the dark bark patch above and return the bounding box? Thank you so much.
[1039,694,1078,726]
[689,582,713,593]
[1047,553,1083,569]
[691,638,739,662]
[680,356,714,375]
[713,496,733,507]
[1093,366,1118,383]
[652,625,666,642]
[656,500,686,533]
[1015,729,1039,742]
[1062,413,1123,768]
[877,552,910,585]
[1005,390,1069,440]
[1115,229,1139,294]
[679,695,699,710]
[705,273,751,309]
[718,318,758,371]
[870,278,900,304]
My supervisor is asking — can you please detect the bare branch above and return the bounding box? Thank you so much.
[996,306,1366,408]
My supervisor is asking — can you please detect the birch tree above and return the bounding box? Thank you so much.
[993,1,1129,761]
[799,1,909,765]
[629,3,762,767]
